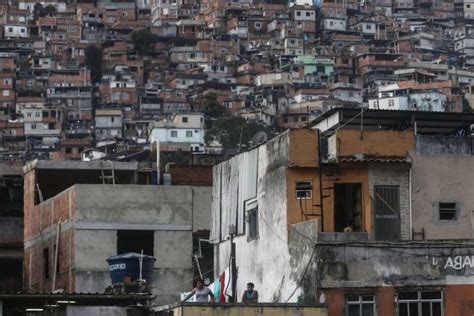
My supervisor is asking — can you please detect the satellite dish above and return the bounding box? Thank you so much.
[251,131,268,146]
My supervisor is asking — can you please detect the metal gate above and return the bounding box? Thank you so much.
[374,185,401,240]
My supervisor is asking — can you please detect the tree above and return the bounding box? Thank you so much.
[205,116,270,152]
[200,93,226,119]
[130,28,156,56]
[43,5,57,16]
[33,3,56,20]
[85,45,103,83]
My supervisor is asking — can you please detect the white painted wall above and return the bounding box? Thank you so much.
[4,25,28,38]
[211,132,308,303]
[150,128,204,144]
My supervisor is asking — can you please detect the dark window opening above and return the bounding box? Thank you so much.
[334,183,362,232]
[65,147,72,154]
[182,116,188,123]
[117,230,154,256]
[247,207,258,239]
[43,248,50,279]
[439,202,457,220]
[398,291,443,316]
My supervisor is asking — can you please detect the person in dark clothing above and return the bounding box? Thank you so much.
[242,282,258,303]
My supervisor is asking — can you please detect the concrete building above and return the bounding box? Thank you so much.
[210,108,474,314]
[149,113,205,152]
[95,109,123,141]
[23,160,212,305]
[0,162,23,292]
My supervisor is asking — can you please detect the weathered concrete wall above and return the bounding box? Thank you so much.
[192,187,213,232]
[73,184,209,304]
[416,135,473,155]
[66,306,144,316]
[214,131,317,303]
[368,163,410,240]
[157,304,328,316]
[75,185,195,225]
[317,241,474,289]
[411,154,474,239]
[25,183,211,304]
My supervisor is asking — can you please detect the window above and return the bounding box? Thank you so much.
[42,111,49,118]
[111,117,115,123]
[3,90,9,96]
[31,124,37,129]
[117,230,154,256]
[27,112,32,117]
[171,130,178,137]
[397,291,443,316]
[306,11,311,16]
[8,27,13,32]
[296,11,301,16]
[296,181,312,199]
[346,295,375,316]
[247,207,258,239]
[43,248,50,279]
[186,131,193,138]
[389,99,395,107]
[182,116,188,123]
[438,202,457,221]
[48,123,55,130]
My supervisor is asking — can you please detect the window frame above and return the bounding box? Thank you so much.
[296,181,312,200]
[397,290,443,316]
[438,202,458,221]
[245,198,259,241]
[346,294,376,316]
[170,130,178,138]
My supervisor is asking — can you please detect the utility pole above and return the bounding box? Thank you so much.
[229,224,237,303]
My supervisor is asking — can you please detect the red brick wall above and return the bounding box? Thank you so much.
[324,287,396,316]
[169,164,213,186]
[445,284,474,316]
[23,169,77,292]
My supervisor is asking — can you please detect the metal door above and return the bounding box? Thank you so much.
[374,185,401,240]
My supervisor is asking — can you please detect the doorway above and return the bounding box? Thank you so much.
[334,183,362,232]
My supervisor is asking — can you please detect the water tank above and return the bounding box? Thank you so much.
[106,252,156,284]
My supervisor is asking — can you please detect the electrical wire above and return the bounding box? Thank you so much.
[285,244,317,302]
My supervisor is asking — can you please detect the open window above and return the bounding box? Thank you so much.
[245,198,258,240]
[334,183,362,232]
[117,230,154,256]
[43,248,50,280]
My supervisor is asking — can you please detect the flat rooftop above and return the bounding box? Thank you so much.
[310,108,474,136]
